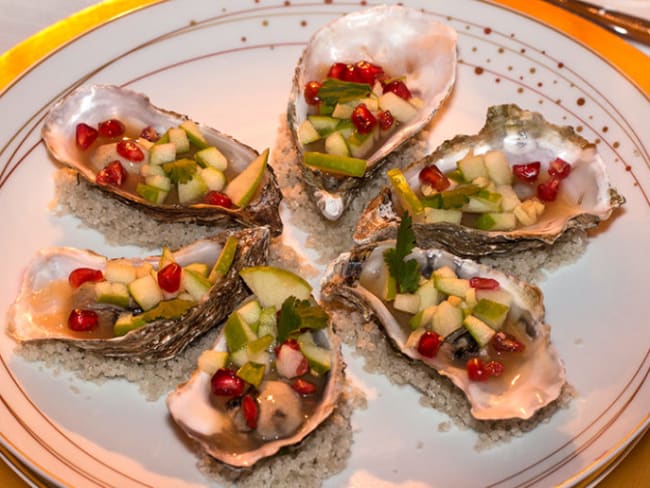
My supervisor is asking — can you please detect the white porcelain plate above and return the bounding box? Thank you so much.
[0,1,648,487]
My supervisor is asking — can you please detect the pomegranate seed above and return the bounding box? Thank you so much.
[68,309,99,331]
[377,110,394,130]
[96,160,127,187]
[354,60,384,85]
[417,331,442,358]
[469,277,500,290]
[68,268,104,288]
[466,357,489,382]
[211,368,245,397]
[203,191,233,208]
[98,119,125,138]
[303,80,322,105]
[512,162,541,182]
[241,394,259,429]
[292,378,317,395]
[277,338,300,353]
[351,103,377,134]
[383,80,412,100]
[140,126,159,142]
[75,123,98,150]
[327,62,347,80]
[341,63,361,82]
[491,331,525,353]
[418,165,450,192]
[157,263,182,293]
[484,360,505,377]
[537,176,561,201]
[116,140,144,162]
[548,157,571,179]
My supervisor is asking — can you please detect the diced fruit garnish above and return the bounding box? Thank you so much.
[422,208,463,225]
[75,123,98,150]
[378,91,417,123]
[382,80,412,100]
[140,126,159,142]
[419,165,450,192]
[113,313,146,336]
[298,120,321,145]
[548,157,571,179]
[463,315,496,347]
[417,331,442,358]
[475,212,516,231]
[148,142,176,165]
[324,131,350,157]
[512,161,541,182]
[104,260,136,284]
[432,300,463,337]
[180,120,209,149]
[136,183,168,204]
[387,168,423,215]
[435,276,470,297]
[198,350,228,374]
[128,275,163,311]
[95,281,130,307]
[68,309,99,331]
[96,160,127,187]
[223,148,269,207]
[241,394,259,429]
[168,127,190,153]
[236,361,266,388]
[393,293,420,314]
[491,331,525,352]
[466,357,489,381]
[68,267,103,288]
[304,80,322,105]
[276,341,309,378]
[178,173,208,204]
[211,368,245,396]
[158,246,176,269]
[239,266,312,310]
[181,269,212,301]
[237,300,262,326]
[351,103,377,134]
[157,263,182,293]
[303,151,367,177]
[469,277,500,290]
[537,176,561,201]
[483,150,512,185]
[377,110,394,130]
[257,307,278,338]
[472,299,509,330]
[98,119,125,138]
[224,311,257,352]
[292,378,317,395]
[195,146,228,171]
[116,140,145,162]
[297,331,331,374]
[484,360,505,377]
[203,191,233,208]
[415,279,438,310]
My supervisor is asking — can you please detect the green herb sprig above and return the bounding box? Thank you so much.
[383,213,420,293]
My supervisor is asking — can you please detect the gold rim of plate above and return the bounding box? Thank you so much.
[0,0,647,486]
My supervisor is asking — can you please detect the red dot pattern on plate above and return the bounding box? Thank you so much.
[577,97,586,106]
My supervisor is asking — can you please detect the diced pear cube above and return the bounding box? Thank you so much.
[432,300,463,337]
[393,293,421,314]
[332,103,354,119]
[379,91,418,123]
[484,150,513,185]
[497,185,522,212]
[105,259,137,284]
[475,212,517,231]
[140,164,165,177]
[178,173,208,204]
[435,277,470,297]
[198,350,228,375]
[433,266,457,279]
[325,131,350,157]
[168,127,190,153]
[297,119,321,145]
[180,120,209,149]
[145,174,172,191]
[195,146,228,171]
[458,154,488,181]
[423,207,463,225]
[199,166,226,192]
[416,279,439,310]
[128,274,163,311]
[475,288,513,308]
[149,142,176,165]
[463,315,495,347]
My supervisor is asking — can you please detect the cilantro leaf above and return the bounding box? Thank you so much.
[277,296,329,342]
[383,212,420,294]
[317,78,372,106]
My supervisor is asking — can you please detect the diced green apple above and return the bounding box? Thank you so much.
[432,300,463,337]
[195,146,228,171]
[379,91,418,123]
[484,150,512,185]
[237,300,262,327]
[458,154,488,181]
[224,148,269,207]
[324,131,350,157]
[105,259,137,284]
[128,274,163,311]
[496,185,522,212]
[168,127,190,153]
[236,361,266,388]
[297,120,321,145]
[393,293,420,314]
[224,312,258,352]
[95,281,130,308]
[149,142,176,165]
[199,166,226,192]
[308,115,340,136]
[332,103,354,119]
[184,262,209,277]
[113,313,147,336]
[415,279,439,310]
[178,173,208,204]
[181,269,212,301]
[423,207,463,225]
[208,235,238,283]
[472,298,510,330]
[387,168,423,215]
[435,277,470,297]
[180,120,209,149]
[475,212,517,231]
[463,314,496,347]
[197,350,228,374]
[297,331,331,374]
[136,183,168,205]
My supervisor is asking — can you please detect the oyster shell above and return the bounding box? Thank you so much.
[288,5,457,220]
[322,241,565,420]
[42,85,282,235]
[7,227,270,362]
[167,283,343,467]
[354,104,625,257]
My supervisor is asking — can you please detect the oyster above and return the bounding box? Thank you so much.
[354,104,624,257]
[167,266,343,467]
[7,227,270,361]
[322,240,565,420]
[288,5,457,220]
[42,84,282,235]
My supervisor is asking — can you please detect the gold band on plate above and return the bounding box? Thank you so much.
[0,442,53,488]
[0,0,647,486]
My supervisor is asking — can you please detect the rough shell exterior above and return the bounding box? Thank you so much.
[167,315,343,468]
[7,227,270,362]
[354,104,625,257]
[287,5,457,220]
[321,241,566,420]
[42,84,283,235]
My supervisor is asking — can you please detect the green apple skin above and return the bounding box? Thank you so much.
[224,148,269,207]
[239,266,312,310]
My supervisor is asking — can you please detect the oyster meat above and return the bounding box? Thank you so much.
[288,5,457,220]
[42,84,282,234]
[7,227,270,361]
[322,238,565,420]
[167,266,343,467]
[354,104,624,257]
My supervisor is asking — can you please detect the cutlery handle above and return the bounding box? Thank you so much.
[545,0,650,46]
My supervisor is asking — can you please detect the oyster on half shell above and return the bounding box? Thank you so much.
[167,269,343,468]
[42,85,282,235]
[322,241,565,420]
[354,104,624,257]
[7,227,270,362]
[288,5,457,220]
